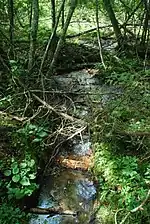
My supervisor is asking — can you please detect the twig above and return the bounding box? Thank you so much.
[118,190,150,224]
[115,209,123,224]
[139,154,150,164]
[0,111,27,122]
[119,212,130,224]
[67,126,86,140]
[130,190,150,213]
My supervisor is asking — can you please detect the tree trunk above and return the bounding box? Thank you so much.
[8,0,14,57]
[39,0,66,76]
[47,0,77,75]
[28,0,39,72]
[51,0,55,29]
[28,0,32,40]
[141,1,150,45]
[95,0,106,69]
[103,0,123,48]
[62,2,65,29]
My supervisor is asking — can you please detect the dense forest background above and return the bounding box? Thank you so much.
[0,0,150,223]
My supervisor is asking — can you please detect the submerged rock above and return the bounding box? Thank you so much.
[76,179,96,200]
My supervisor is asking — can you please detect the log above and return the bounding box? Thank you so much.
[29,206,77,216]
[117,131,150,137]
[0,111,27,122]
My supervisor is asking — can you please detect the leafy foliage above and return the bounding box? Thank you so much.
[1,0,150,223]
[94,143,150,223]
[0,202,28,224]
[0,155,38,199]
[92,58,150,223]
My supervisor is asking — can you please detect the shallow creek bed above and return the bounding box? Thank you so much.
[29,70,122,224]
[29,136,96,224]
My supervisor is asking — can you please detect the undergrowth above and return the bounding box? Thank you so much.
[0,112,48,223]
[92,56,150,223]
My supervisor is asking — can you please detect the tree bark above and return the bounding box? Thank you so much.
[141,0,150,45]
[39,0,66,76]
[103,0,123,48]
[29,206,77,216]
[8,0,14,57]
[95,0,106,69]
[47,0,77,75]
[28,0,39,72]
[51,0,55,29]
[62,2,65,29]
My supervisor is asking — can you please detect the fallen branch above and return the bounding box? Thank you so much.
[67,126,86,140]
[32,93,85,124]
[130,190,150,213]
[117,131,150,137]
[29,206,77,216]
[118,190,150,224]
[0,111,27,122]
[66,25,112,38]
[30,89,122,96]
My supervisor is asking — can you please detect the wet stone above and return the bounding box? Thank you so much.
[76,179,96,200]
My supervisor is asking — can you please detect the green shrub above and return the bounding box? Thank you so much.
[0,202,28,224]
[1,155,38,199]
[94,143,150,223]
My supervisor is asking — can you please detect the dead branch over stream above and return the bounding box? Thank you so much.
[29,206,77,216]
[32,93,85,124]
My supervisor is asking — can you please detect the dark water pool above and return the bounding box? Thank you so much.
[29,169,96,224]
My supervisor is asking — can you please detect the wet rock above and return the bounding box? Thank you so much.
[76,179,96,201]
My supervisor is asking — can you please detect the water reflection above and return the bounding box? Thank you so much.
[29,169,96,224]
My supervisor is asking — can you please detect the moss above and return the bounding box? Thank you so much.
[0,112,18,127]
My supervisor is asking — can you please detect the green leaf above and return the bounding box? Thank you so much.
[29,130,34,134]
[12,167,19,175]
[24,188,34,196]
[28,159,35,167]
[15,189,25,199]
[4,170,11,176]
[20,177,30,186]
[38,131,48,138]
[32,138,41,142]
[11,162,18,169]
[28,124,37,130]
[29,173,36,179]
[12,175,20,183]
[20,162,27,169]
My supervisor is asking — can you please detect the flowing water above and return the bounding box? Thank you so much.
[29,70,122,224]
[29,137,96,224]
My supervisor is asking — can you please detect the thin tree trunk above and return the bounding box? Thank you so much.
[47,0,77,75]
[39,0,66,76]
[141,1,150,45]
[27,0,32,40]
[95,0,106,69]
[8,0,14,57]
[141,10,149,45]
[28,0,39,72]
[103,0,123,48]
[51,0,55,29]
[62,3,65,29]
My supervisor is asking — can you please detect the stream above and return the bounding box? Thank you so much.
[29,70,122,224]
[29,136,96,224]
